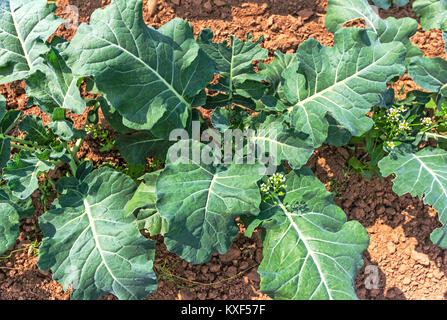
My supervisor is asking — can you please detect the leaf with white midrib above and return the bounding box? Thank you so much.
[379,146,447,248]
[257,168,369,300]
[37,167,157,300]
[4,152,55,200]
[64,1,214,137]
[156,139,264,264]
[249,115,314,168]
[258,50,297,101]
[25,42,86,114]
[82,197,134,298]
[282,28,406,147]
[197,29,268,107]
[0,0,63,84]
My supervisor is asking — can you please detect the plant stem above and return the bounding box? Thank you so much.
[64,137,86,176]
[0,134,37,147]
[68,160,77,177]
[10,142,34,152]
[61,141,78,176]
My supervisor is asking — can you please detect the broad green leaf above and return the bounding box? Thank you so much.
[0,203,20,254]
[408,40,447,100]
[285,28,406,147]
[48,119,85,142]
[325,115,352,147]
[4,152,54,199]
[18,115,53,145]
[48,108,85,141]
[37,167,157,300]
[257,168,369,299]
[0,110,21,135]
[413,0,447,31]
[0,186,34,218]
[326,0,421,63]
[0,181,34,255]
[76,160,94,181]
[125,172,159,218]
[250,115,314,168]
[197,30,268,108]
[26,43,86,114]
[125,171,168,235]
[54,161,94,195]
[371,0,409,9]
[98,97,133,134]
[0,0,63,84]
[136,210,168,236]
[115,131,171,165]
[64,1,214,137]
[197,30,267,79]
[258,51,297,110]
[211,108,231,132]
[156,140,263,264]
[379,146,447,248]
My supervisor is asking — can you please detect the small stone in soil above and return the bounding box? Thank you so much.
[387,243,396,254]
[411,251,430,266]
[214,0,225,6]
[246,270,259,283]
[180,289,195,300]
[203,0,212,11]
[37,270,51,278]
[297,9,313,20]
[209,264,220,273]
[208,291,218,299]
[239,261,249,270]
[220,248,241,263]
[227,266,238,277]
[200,266,209,274]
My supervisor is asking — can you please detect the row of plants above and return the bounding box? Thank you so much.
[0,0,446,300]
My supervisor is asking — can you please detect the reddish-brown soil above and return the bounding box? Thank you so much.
[1,0,447,300]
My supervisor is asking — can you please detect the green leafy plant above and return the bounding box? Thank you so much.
[346,88,441,177]
[0,0,447,301]
[327,0,447,250]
